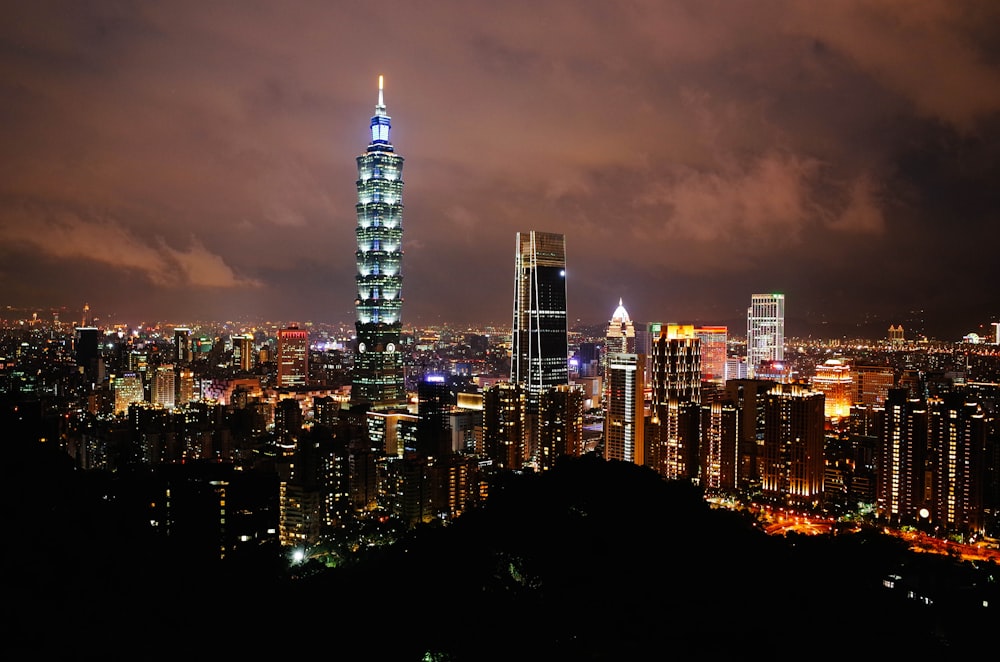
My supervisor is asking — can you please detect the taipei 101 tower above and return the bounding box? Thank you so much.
[351,76,405,409]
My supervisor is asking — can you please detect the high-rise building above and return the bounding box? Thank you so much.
[482,382,527,470]
[113,372,145,415]
[277,326,309,388]
[416,375,452,458]
[649,324,701,407]
[605,299,636,355]
[875,388,928,527]
[699,399,739,493]
[694,326,727,383]
[74,326,101,380]
[511,231,568,408]
[537,384,585,470]
[233,334,254,372]
[176,367,195,406]
[174,327,191,364]
[151,364,176,409]
[927,393,985,534]
[812,358,853,421]
[646,324,701,480]
[352,75,405,410]
[604,352,645,465]
[761,383,825,506]
[746,293,784,379]
[604,298,635,408]
[855,365,895,406]
[725,378,775,492]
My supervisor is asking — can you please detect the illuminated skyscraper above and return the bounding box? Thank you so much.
[511,231,568,407]
[151,364,176,409]
[603,298,636,411]
[604,352,644,465]
[650,324,701,407]
[352,75,405,409]
[699,399,738,493]
[605,299,636,354]
[854,365,895,406]
[233,334,254,372]
[113,372,145,415]
[693,326,727,382]
[483,382,527,470]
[746,293,784,379]
[277,326,309,388]
[812,358,853,421]
[875,388,927,527]
[176,367,195,405]
[927,393,985,534]
[725,378,775,492]
[646,324,701,480]
[174,328,191,364]
[761,383,824,506]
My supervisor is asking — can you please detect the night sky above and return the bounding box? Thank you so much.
[1,2,998,339]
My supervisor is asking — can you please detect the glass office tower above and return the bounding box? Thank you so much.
[511,231,568,410]
[352,76,405,409]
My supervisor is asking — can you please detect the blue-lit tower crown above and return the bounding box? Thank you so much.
[352,75,405,408]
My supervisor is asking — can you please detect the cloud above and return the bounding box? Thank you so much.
[827,175,886,234]
[636,150,821,249]
[784,1,1000,129]
[0,209,259,288]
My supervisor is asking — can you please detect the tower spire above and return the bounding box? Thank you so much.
[369,75,392,145]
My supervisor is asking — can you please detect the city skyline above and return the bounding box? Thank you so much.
[1,3,999,339]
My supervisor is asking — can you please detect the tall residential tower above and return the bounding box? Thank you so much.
[352,76,405,409]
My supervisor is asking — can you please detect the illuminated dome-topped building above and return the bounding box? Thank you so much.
[605,298,636,355]
[352,76,405,409]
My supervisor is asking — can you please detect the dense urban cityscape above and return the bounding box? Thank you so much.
[5,74,1000,657]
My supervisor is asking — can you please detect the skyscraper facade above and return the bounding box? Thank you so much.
[603,298,636,413]
[605,299,636,355]
[646,324,701,480]
[174,327,191,364]
[277,326,309,388]
[233,334,254,372]
[74,326,100,380]
[725,378,776,492]
[604,352,645,465]
[927,393,985,534]
[511,231,568,408]
[761,383,825,506]
[855,365,896,407]
[537,384,585,470]
[151,364,176,409]
[875,388,927,527]
[746,293,784,379]
[693,325,727,382]
[352,75,405,409]
[483,382,527,470]
[113,372,144,415]
[812,358,853,421]
[699,399,739,493]
[649,324,701,407]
